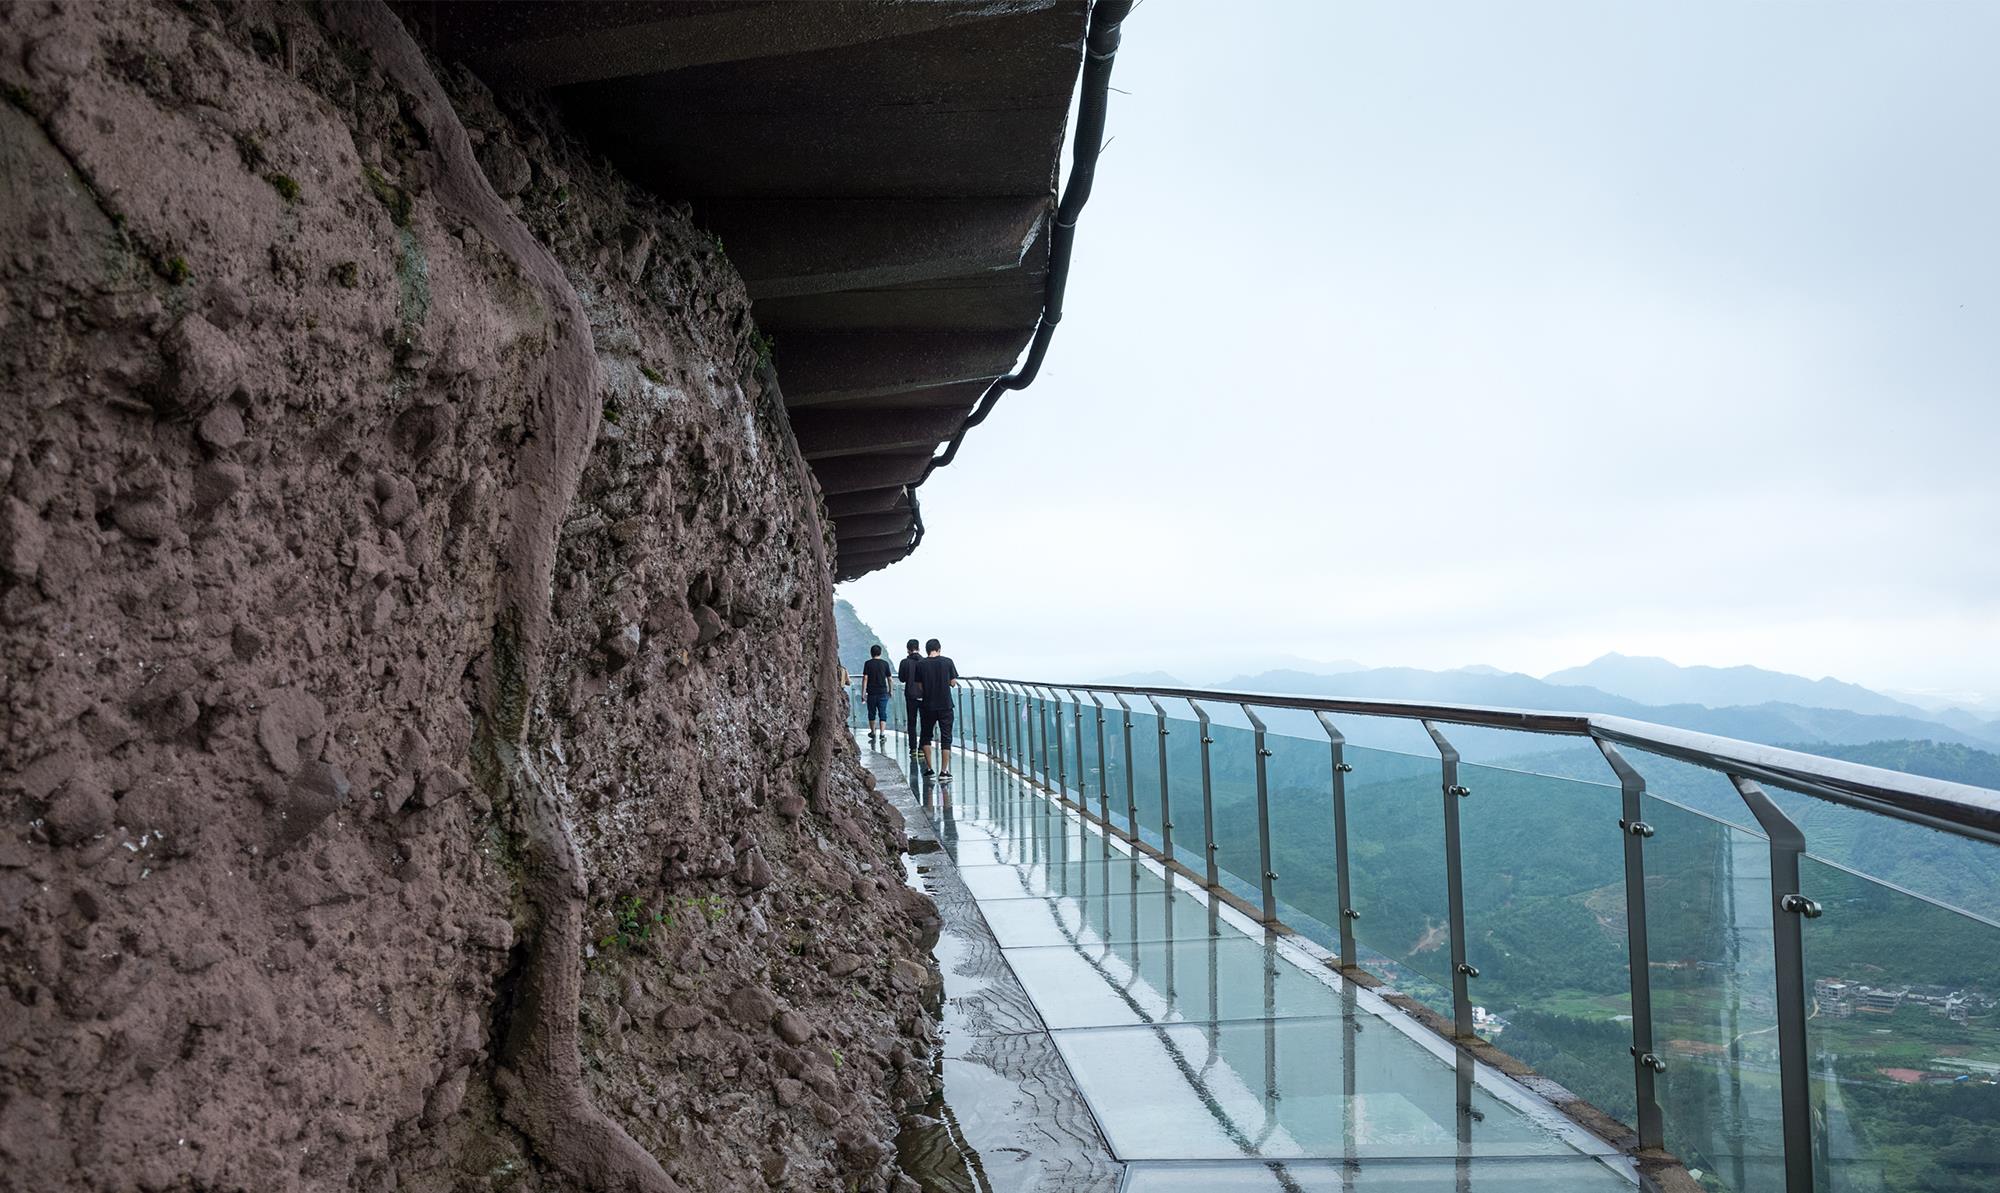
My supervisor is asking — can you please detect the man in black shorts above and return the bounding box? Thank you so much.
[915,638,959,778]
[861,644,893,746]
[896,638,924,756]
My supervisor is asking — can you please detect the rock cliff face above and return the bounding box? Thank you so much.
[0,4,941,1190]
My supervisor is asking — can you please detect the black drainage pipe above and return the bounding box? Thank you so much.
[917,0,1134,494]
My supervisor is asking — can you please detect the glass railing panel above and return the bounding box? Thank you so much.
[1127,704,1165,847]
[1101,700,1136,837]
[1640,792,1784,1193]
[1156,700,1214,879]
[1156,703,1208,871]
[974,684,998,758]
[1037,691,1065,791]
[1801,854,2000,1193]
[1256,720,1340,950]
[1787,791,2000,925]
[1056,695,1077,789]
[1048,688,1080,792]
[1059,694,1095,815]
[999,689,1027,770]
[1203,717,1274,913]
[1457,758,1633,1124]
[1340,743,1457,1018]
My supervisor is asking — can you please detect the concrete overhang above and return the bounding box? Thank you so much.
[418,1,1093,580]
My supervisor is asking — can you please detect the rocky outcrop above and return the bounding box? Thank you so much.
[0,4,939,1191]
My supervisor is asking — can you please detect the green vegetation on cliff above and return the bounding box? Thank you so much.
[834,598,886,676]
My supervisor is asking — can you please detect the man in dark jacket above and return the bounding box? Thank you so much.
[915,638,959,778]
[896,639,924,756]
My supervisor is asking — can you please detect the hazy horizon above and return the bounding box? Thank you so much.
[833,607,2000,713]
[840,1,2000,707]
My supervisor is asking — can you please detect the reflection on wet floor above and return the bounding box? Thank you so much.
[870,729,1638,1192]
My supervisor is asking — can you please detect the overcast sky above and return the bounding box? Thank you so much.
[839,0,2000,705]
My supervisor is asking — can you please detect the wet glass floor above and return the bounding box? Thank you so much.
[872,727,1640,1192]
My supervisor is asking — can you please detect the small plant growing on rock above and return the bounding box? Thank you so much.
[691,894,727,925]
[264,172,302,203]
[362,165,413,227]
[599,895,668,952]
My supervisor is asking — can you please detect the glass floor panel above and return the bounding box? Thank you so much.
[981,889,1234,949]
[939,825,1130,869]
[1121,1157,1637,1191]
[1055,1018,1598,1162]
[956,857,1177,901]
[924,809,1093,846]
[1005,936,1352,1029]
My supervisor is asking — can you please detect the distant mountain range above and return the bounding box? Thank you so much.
[1087,653,2000,756]
[1211,665,2000,750]
[1544,652,1951,721]
[1542,653,2000,745]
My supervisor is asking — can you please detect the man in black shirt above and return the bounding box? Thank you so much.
[895,639,924,756]
[915,638,960,778]
[860,645,893,746]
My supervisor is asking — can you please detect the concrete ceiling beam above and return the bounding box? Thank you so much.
[793,406,969,461]
[823,487,910,518]
[420,1,1029,90]
[706,198,1049,301]
[831,510,917,540]
[840,527,918,552]
[811,451,934,497]
[780,331,1024,408]
[836,545,914,577]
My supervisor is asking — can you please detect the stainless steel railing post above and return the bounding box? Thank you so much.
[1314,711,1359,970]
[1010,684,1025,774]
[1145,695,1174,864]
[1189,698,1218,890]
[1001,683,1017,771]
[1040,684,1056,788]
[1065,689,1088,818]
[1114,694,1137,839]
[1731,776,1820,1193]
[1021,683,1036,778]
[1240,704,1278,926]
[1030,684,1045,788]
[1422,721,1477,1040]
[1597,740,1665,1152]
[1052,687,1068,797]
[1016,684,1032,776]
[1090,693,1110,827]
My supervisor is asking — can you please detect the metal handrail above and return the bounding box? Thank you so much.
[964,675,2000,844]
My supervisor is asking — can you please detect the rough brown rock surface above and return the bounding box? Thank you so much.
[0,4,940,1190]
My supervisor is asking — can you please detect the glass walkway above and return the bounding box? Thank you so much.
[861,722,1644,1192]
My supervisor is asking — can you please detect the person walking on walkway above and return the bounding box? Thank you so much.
[896,638,924,755]
[861,644,893,747]
[916,638,960,778]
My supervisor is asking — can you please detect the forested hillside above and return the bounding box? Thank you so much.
[834,599,886,676]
